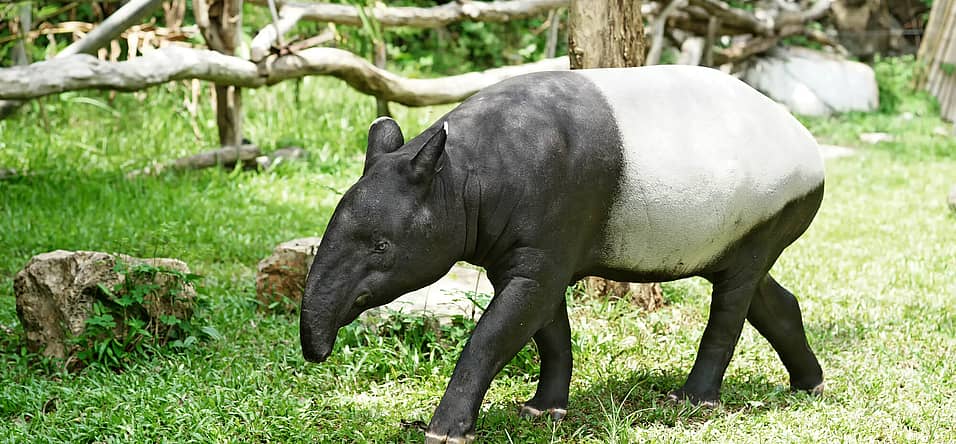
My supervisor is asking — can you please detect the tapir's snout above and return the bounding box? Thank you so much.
[301,341,331,363]
[300,308,337,364]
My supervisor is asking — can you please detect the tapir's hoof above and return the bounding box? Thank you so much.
[666,390,719,408]
[519,404,568,421]
[424,432,475,444]
[793,381,825,396]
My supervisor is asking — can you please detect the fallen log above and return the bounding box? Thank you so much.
[129,144,261,177]
[0,45,570,106]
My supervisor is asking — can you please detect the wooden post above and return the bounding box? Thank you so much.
[194,0,244,146]
[568,0,664,311]
[917,0,956,123]
[373,40,392,117]
[703,16,719,67]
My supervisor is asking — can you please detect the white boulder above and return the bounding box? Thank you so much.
[743,47,879,116]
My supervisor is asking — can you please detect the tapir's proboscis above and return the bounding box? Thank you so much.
[300,66,825,443]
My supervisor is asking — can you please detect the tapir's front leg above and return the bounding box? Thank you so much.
[426,270,567,443]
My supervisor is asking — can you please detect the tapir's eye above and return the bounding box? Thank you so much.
[373,240,389,253]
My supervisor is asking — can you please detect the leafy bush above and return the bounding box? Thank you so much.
[68,261,220,370]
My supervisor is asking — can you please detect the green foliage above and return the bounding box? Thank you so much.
[68,261,216,370]
[873,55,919,114]
[940,62,956,76]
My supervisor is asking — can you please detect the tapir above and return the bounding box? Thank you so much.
[300,65,825,443]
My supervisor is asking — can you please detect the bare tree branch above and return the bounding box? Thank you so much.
[0,46,569,106]
[687,0,773,35]
[58,0,166,57]
[647,0,687,65]
[250,4,308,62]
[248,0,568,28]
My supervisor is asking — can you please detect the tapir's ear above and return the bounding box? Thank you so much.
[364,117,404,174]
[410,121,447,182]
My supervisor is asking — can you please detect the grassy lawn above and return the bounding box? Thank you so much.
[1,63,954,443]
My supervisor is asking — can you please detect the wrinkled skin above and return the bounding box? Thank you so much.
[300,71,824,443]
[300,119,462,363]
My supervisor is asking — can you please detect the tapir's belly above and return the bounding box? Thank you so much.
[575,67,825,276]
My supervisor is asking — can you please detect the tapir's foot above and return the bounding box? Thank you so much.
[519,403,568,421]
[666,388,719,408]
[424,431,475,444]
[792,379,825,396]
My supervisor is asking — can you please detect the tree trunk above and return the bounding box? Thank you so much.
[194,0,244,146]
[568,0,645,69]
[568,0,664,311]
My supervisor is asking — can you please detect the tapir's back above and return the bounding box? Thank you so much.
[571,66,825,276]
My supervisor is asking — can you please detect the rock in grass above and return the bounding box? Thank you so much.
[256,237,322,312]
[859,132,895,144]
[257,237,493,319]
[14,250,195,359]
[742,47,878,116]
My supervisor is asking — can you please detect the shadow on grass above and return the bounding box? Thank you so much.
[465,367,822,442]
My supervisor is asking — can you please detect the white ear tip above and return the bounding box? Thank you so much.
[442,121,449,133]
[370,116,394,128]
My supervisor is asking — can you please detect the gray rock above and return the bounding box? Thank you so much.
[14,250,195,359]
[818,144,856,159]
[859,132,894,144]
[742,47,879,116]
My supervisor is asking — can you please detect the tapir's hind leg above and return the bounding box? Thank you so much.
[668,275,760,406]
[520,299,572,421]
[748,275,824,393]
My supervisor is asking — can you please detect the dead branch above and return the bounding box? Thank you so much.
[58,0,166,57]
[713,36,779,65]
[250,4,308,62]
[249,0,565,62]
[129,144,261,177]
[0,23,199,46]
[647,0,687,65]
[0,46,569,106]
[687,0,773,35]
[248,0,567,28]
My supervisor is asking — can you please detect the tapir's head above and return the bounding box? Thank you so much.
[300,117,460,363]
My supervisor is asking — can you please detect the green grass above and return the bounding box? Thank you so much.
[1,62,955,443]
